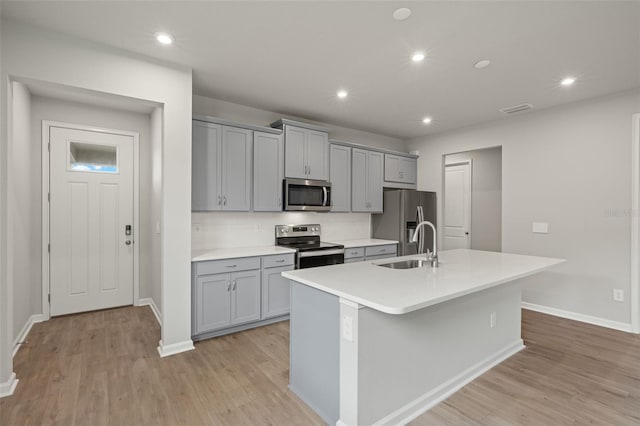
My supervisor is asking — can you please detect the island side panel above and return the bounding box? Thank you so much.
[339,282,524,426]
[289,281,341,425]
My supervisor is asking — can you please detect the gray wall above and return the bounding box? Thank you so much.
[29,95,156,313]
[407,89,640,326]
[446,147,502,252]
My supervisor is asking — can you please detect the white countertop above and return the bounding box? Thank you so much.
[333,238,398,248]
[282,249,564,315]
[192,245,296,262]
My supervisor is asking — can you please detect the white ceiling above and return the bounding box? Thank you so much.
[2,1,639,139]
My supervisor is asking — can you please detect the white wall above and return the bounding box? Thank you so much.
[445,147,502,252]
[10,82,36,343]
[407,89,640,326]
[193,95,405,151]
[30,95,155,303]
[150,107,162,317]
[1,18,193,386]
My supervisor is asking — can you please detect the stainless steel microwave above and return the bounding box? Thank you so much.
[283,178,332,212]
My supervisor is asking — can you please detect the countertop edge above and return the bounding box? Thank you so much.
[282,256,565,315]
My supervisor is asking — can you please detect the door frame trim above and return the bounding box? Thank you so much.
[443,159,473,249]
[632,113,640,333]
[41,120,140,320]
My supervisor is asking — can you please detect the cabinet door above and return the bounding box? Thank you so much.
[231,270,261,325]
[254,131,283,211]
[384,154,401,183]
[221,126,252,211]
[329,144,351,212]
[351,148,369,212]
[367,151,384,213]
[195,273,231,334]
[284,126,307,179]
[262,265,293,319]
[307,130,329,180]
[399,157,417,184]
[192,121,222,211]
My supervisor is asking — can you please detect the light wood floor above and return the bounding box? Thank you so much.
[1,307,638,425]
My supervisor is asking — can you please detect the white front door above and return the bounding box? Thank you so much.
[444,161,472,250]
[49,126,134,316]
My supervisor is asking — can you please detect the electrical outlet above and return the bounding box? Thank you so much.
[490,312,497,328]
[342,315,354,342]
[613,289,624,302]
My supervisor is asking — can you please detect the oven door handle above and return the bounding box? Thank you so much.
[322,186,328,207]
[298,249,345,258]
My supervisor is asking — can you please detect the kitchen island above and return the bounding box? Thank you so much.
[282,249,564,426]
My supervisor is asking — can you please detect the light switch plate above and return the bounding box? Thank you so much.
[532,222,549,234]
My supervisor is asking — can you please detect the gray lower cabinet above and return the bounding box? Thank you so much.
[329,144,351,212]
[193,269,260,335]
[352,148,383,213]
[253,131,284,211]
[193,253,295,339]
[262,265,294,319]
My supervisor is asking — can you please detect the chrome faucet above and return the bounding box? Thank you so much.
[410,221,438,268]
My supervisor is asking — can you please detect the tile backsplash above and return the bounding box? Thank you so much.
[192,212,372,251]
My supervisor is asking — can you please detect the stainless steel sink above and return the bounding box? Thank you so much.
[377,259,428,269]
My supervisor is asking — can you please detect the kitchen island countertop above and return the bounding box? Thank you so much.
[283,249,564,314]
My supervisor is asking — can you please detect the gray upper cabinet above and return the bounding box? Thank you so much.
[284,125,329,180]
[352,148,383,213]
[192,120,252,211]
[253,131,284,211]
[192,121,222,211]
[222,126,253,211]
[329,144,351,212]
[384,154,417,185]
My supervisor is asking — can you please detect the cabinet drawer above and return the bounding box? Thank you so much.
[365,244,397,257]
[344,247,365,259]
[195,257,261,276]
[262,253,295,268]
[344,257,364,264]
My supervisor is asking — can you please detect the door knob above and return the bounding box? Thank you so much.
[125,240,132,245]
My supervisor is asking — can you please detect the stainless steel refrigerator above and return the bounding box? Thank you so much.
[371,190,437,256]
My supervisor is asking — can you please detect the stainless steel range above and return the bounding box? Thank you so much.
[275,224,344,269]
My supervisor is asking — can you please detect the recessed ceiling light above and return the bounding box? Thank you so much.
[474,59,491,69]
[393,8,412,21]
[412,52,426,63]
[155,32,174,45]
[422,117,432,125]
[561,77,576,86]
[337,90,348,99]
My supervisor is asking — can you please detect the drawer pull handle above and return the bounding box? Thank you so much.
[276,259,285,263]
[233,281,237,291]
[226,265,237,268]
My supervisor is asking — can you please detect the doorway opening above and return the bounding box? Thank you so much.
[443,146,502,252]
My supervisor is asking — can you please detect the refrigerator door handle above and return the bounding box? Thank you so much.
[417,205,425,254]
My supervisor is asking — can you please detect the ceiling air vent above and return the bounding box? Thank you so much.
[499,103,534,115]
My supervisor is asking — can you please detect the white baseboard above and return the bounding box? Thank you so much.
[13,314,46,358]
[363,340,525,426]
[522,302,634,333]
[0,372,18,398]
[137,298,162,326]
[157,339,195,358]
